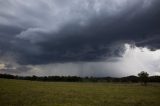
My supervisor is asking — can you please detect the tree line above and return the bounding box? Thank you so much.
[0,72,160,83]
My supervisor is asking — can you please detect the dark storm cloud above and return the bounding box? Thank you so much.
[0,0,160,65]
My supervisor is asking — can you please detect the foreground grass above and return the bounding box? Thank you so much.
[0,79,160,106]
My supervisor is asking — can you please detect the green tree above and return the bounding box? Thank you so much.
[138,71,149,86]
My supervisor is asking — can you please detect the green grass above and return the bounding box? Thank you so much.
[0,79,160,106]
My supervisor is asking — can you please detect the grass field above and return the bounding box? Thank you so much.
[0,79,160,106]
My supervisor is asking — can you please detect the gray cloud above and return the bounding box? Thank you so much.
[0,63,32,75]
[2,44,159,77]
[0,0,160,66]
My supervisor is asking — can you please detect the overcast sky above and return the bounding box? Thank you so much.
[0,0,160,77]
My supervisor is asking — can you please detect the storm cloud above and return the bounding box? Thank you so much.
[0,0,160,76]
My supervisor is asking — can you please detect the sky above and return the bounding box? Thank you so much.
[0,0,160,77]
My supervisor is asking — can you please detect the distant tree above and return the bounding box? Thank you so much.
[138,71,149,86]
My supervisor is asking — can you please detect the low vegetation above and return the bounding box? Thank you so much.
[0,79,160,106]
